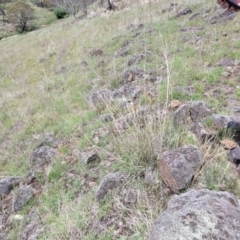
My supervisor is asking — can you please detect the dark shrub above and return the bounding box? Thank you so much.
[54,8,68,19]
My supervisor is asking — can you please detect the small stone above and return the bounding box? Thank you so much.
[216,57,235,67]
[221,139,238,150]
[174,101,211,125]
[31,146,56,165]
[89,49,103,57]
[222,71,230,77]
[128,54,144,66]
[36,132,58,148]
[89,89,112,108]
[175,8,192,18]
[0,177,20,196]
[96,172,127,201]
[114,47,129,57]
[121,68,144,84]
[13,187,34,211]
[170,100,181,109]
[229,147,240,165]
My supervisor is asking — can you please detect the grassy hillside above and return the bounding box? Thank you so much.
[1,0,240,239]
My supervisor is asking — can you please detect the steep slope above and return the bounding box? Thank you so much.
[1,0,240,239]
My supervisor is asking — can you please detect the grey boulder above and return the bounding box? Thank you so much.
[13,187,34,211]
[150,189,240,240]
[0,177,20,196]
[158,145,202,193]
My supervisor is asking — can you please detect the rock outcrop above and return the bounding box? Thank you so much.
[150,189,240,240]
[158,145,202,193]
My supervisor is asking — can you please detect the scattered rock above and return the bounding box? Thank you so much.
[229,146,240,165]
[227,120,240,144]
[121,40,132,48]
[174,101,211,125]
[81,150,100,164]
[111,114,133,134]
[19,221,44,240]
[19,210,44,240]
[158,145,202,193]
[100,113,114,122]
[121,68,144,84]
[13,187,34,211]
[189,12,200,20]
[89,89,112,107]
[231,106,240,122]
[31,146,56,165]
[36,132,58,148]
[215,57,235,67]
[221,139,238,150]
[80,61,88,69]
[150,189,240,240]
[162,3,178,13]
[222,71,231,78]
[191,121,216,143]
[89,49,104,57]
[112,84,143,100]
[114,47,129,57]
[96,172,127,201]
[175,8,192,18]
[123,189,137,204]
[210,11,236,24]
[169,100,181,109]
[0,177,20,196]
[212,114,233,128]
[128,54,144,66]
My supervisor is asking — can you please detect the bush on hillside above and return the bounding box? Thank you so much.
[7,0,34,32]
[54,7,68,19]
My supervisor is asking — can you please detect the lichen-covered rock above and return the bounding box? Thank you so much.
[0,177,20,196]
[114,47,129,57]
[89,89,112,107]
[191,121,216,143]
[18,210,44,240]
[121,68,144,84]
[13,187,34,211]
[158,145,202,193]
[128,54,144,66]
[150,189,240,240]
[96,172,127,201]
[36,132,58,148]
[175,8,192,17]
[31,146,56,165]
[174,101,211,125]
[212,114,233,128]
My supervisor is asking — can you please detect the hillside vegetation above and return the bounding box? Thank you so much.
[1,0,240,239]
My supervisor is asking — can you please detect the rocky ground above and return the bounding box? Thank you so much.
[1,0,240,239]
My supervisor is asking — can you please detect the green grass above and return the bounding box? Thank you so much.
[1,0,240,239]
